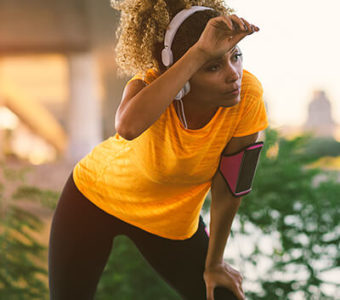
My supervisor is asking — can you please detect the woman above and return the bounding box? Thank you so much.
[48,0,268,299]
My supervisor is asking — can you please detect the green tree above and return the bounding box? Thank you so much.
[225,129,340,299]
[0,162,58,299]
[304,136,340,158]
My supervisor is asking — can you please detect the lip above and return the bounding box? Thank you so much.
[224,87,240,95]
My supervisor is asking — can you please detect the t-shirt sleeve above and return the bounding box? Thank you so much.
[126,72,145,86]
[126,68,159,86]
[232,71,269,137]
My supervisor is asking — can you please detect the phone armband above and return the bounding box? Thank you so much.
[218,141,264,197]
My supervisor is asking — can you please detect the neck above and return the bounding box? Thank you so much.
[175,98,219,130]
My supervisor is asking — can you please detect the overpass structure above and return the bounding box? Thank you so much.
[0,0,126,163]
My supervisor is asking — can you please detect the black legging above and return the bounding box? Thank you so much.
[48,171,238,300]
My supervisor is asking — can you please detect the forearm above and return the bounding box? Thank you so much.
[205,190,242,269]
[119,46,208,139]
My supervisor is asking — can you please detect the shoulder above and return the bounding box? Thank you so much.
[123,68,160,97]
[126,68,160,86]
[241,69,263,99]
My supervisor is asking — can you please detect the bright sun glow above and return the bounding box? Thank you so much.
[0,54,66,164]
[0,106,19,130]
[334,127,340,142]
[227,0,340,128]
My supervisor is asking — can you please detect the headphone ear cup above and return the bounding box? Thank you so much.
[174,81,190,100]
[175,88,185,100]
[161,48,173,67]
[183,81,190,95]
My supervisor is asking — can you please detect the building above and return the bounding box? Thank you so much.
[304,90,337,138]
[0,0,128,164]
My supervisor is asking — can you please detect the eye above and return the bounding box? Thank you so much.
[233,52,243,62]
[206,64,221,72]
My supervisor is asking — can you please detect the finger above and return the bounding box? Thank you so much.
[220,15,234,31]
[235,272,243,283]
[234,283,245,300]
[206,285,215,300]
[230,14,247,31]
[250,24,260,33]
[239,282,244,295]
[240,18,258,34]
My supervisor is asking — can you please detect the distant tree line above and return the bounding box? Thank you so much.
[304,136,340,158]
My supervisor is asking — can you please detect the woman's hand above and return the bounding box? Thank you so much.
[203,262,245,300]
[193,14,259,62]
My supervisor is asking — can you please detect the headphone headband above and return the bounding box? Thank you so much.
[161,6,214,67]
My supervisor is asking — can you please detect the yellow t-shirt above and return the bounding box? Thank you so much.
[72,68,269,240]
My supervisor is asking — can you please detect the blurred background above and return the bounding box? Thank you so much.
[0,0,339,299]
[0,0,125,171]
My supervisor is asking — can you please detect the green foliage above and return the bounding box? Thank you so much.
[1,128,340,299]
[0,162,59,299]
[304,136,340,158]
[13,185,58,210]
[233,128,340,299]
[0,206,47,299]
[97,235,181,300]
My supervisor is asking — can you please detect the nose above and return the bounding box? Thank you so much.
[224,62,240,83]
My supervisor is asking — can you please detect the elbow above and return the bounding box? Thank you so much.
[115,107,147,141]
[115,122,136,141]
[115,108,137,140]
[118,131,136,141]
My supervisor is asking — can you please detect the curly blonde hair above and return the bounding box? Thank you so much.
[111,0,234,78]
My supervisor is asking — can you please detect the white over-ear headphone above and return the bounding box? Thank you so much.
[161,6,213,128]
[161,6,213,100]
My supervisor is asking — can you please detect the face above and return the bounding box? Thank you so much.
[185,46,243,109]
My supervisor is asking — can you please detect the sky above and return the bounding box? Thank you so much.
[226,0,340,128]
[1,0,339,132]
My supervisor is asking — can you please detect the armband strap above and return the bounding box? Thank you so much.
[218,141,264,197]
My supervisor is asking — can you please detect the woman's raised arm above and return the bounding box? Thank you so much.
[115,14,258,140]
[115,46,207,140]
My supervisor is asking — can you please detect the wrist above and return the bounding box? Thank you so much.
[187,45,211,68]
[205,259,224,270]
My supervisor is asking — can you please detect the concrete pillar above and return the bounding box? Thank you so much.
[84,0,128,139]
[66,52,102,164]
[0,128,4,160]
